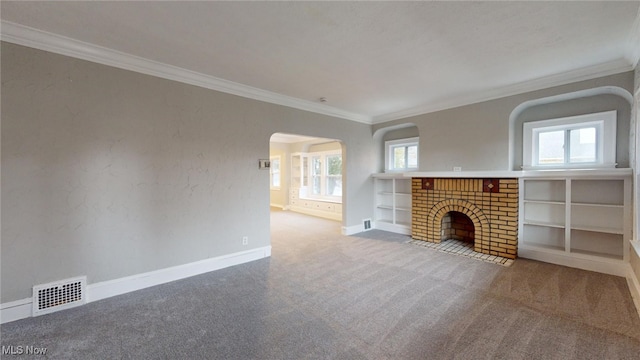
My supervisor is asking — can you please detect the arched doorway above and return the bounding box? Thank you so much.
[269,132,345,223]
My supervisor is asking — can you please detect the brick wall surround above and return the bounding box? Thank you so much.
[412,178,519,259]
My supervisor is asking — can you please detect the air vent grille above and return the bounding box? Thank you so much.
[363,219,372,231]
[32,276,86,316]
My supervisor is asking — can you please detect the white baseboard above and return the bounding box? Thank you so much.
[342,223,364,235]
[628,240,640,318]
[627,263,640,319]
[518,246,628,277]
[289,206,341,221]
[342,221,412,236]
[0,246,271,324]
[0,298,32,324]
[374,221,412,235]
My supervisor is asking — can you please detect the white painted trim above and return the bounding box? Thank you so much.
[290,206,342,221]
[0,298,33,324]
[0,246,271,324]
[385,137,419,172]
[371,173,409,179]
[269,203,285,210]
[626,8,640,68]
[508,86,634,170]
[375,221,412,235]
[374,59,634,124]
[341,223,364,236]
[628,241,640,317]
[2,20,635,128]
[518,247,628,277]
[406,168,632,179]
[627,263,640,319]
[0,21,370,124]
[86,245,271,303]
[522,110,617,170]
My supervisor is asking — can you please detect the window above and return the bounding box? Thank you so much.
[326,154,342,196]
[385,137,419,172]
[523,111,616,169]
[307,151,342,201]
[270,156,281,189]
[311,156,322,196]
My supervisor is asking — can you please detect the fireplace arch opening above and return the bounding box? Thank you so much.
[441,211,475,244]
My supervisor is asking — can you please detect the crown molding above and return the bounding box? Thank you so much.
[626,7,640,68]
[1,20,635,128]
[372,59,634,124]
[0,21,372,124]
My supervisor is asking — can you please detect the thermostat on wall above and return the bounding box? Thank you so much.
[259,159,270,169]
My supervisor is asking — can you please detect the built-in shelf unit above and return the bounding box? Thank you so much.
[289,152,341,221]
[372,173,412,234]
[519,169,631,276]
[290,153,307,193]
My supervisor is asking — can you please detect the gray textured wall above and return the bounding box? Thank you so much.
[373,72,634,171]
[1,42,375,303]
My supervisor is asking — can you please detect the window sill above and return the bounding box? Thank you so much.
[300,196,342,204]
[522,163,617,171]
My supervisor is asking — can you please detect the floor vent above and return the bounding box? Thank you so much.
[32,276,86,316]
[363,219,372,231]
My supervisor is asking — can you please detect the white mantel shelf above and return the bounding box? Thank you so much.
[403,168,632,179]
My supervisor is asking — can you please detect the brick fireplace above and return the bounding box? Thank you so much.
[412,178,519,259]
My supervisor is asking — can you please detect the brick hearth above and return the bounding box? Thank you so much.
[411,178,519,259]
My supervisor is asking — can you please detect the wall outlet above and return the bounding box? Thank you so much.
[453,166,462,172]
[242,236,248,245]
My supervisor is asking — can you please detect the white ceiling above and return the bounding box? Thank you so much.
[1,1,639,124]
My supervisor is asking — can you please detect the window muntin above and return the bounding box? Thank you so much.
[385,137,419,172]
[306,151,342,201]
[326,154,342,196]
[523,111,616,170]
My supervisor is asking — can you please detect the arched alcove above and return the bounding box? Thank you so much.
[269,132,346,225]
[508,86,633,170]
[372,123,419,173]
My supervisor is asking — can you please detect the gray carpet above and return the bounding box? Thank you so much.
[2,210,640,359]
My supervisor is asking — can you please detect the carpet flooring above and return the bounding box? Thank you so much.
[2,210,640,359]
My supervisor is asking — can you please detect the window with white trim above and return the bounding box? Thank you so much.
[270,156,281,189]
[523,111,616,170]
[385,137,419,172]
[308,151,342,201]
